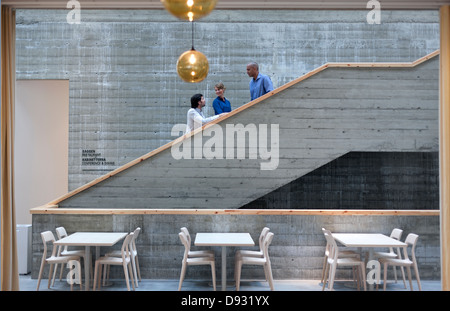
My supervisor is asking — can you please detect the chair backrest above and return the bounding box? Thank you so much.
[322,229,339,262]
[55,226,69,253]
[41,231,57,258]
[402,233,419,262]
[180,227,191,245]
[179,231,190,260]
[258,227,270,251]
[390,228,403,240]
[262,232,274,260]
[120,233,134,261]
[131,227,141,252]
[322,228,333,257]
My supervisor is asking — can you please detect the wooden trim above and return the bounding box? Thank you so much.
[41,49,440,209]
[30,204,439,216]
[3,0,450,9]
[440,5,450,292]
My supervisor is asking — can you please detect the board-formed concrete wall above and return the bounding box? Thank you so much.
[243,151,439,210]
[54,56,439,210]
[31,213,441,281]
[15,9,440,190]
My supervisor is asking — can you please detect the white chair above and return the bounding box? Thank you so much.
[93,232,135,291]
[378,233,422,291]
[178,231,216,291]
[322,229,366,291]
[52,226,92,286]
[36,231,82,291]
[105,227,141,287]
[373,228,406,287]
[235,232,275,291]
[235,227,270,258]
[321,228,360,284]
[180,227,215,258]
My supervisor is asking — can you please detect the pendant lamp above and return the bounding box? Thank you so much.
[161,0,218,21]
[176,22,209,83]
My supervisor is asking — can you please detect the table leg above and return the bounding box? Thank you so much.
[84,246,91,291]
[221,246,227,291]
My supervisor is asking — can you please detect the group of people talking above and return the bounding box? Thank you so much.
[185,62,274,134]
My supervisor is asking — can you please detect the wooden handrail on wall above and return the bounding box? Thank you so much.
[30,206,439,216]
[30,50,441,216]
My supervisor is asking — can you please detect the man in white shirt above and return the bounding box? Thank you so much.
[186,93,227,133]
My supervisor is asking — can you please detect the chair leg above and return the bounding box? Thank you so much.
[322,263,330,291]
[128,261,136,291]
[406,267,414,291]
[321,255,327,283]
[211,262,216,291]
[131,255,139,288]
[48,264,55,289]
[103,264,110,286]
[122,263,131,291]
[265,263,275,291]
[413,262,422,291]
[328,264,337,291]
[36,259,46,291]
[235,261,242,291]
[178,262,187,291]
[135,255,141,281]
[93,261,100,291]
[51,263,59,286]
[383,263,388,291]
[400,266,407,288]
[360,263,367,291]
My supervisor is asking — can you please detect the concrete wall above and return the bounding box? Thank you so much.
[15,9,440,190]
[55,57,439,210]
[31,214,441,281]
[243,152,439,210]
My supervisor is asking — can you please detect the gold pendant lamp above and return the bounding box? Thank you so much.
[161,0,217,83]
[161,0,218,21]
[176,22,209,83]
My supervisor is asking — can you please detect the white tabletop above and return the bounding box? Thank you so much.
[195,233,255,247]
[54,232,128,247]
[332,233,406,248]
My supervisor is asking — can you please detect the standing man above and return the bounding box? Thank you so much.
[246,62,274,101]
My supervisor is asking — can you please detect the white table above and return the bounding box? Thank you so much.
[54,231,128,291]
[194,232,255,291]
[332,233,407,290]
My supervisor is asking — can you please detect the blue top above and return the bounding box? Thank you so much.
[212,96,232,115]
[249,73,274,101]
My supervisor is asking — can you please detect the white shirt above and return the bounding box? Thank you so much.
[185,108,219,134]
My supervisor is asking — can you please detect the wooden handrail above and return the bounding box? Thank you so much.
[30,205,439,216]
[33,49,440,212]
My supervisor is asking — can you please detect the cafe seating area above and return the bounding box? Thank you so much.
[32,224,427,292]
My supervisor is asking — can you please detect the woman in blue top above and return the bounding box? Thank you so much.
[212,82,232,115]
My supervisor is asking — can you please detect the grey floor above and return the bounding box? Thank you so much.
[20,273,441,292]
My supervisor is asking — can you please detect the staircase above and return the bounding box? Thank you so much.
[48,51,439,210]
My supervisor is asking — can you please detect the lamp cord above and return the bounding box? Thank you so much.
[191,21,195,50]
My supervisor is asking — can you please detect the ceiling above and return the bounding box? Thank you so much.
[2,0,450,9]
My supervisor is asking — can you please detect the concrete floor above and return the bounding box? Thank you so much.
[21,274,440,292]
